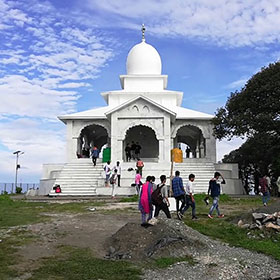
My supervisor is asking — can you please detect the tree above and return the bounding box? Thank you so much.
[213,62,280,185]
[213,62,280,140]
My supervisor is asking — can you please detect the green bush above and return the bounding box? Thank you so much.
[15,187,22,194]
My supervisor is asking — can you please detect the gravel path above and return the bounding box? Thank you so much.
[141,219,280,280]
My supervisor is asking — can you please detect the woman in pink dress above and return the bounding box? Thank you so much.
[139,176,153,226]
[135,170,142,195]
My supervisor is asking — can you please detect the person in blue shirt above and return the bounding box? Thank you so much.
[172,170,186,220]
[91,146,99,166]
[208,172,226,219]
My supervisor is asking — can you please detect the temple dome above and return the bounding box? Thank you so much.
[126,41,162,75]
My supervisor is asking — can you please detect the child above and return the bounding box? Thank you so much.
[110,169,118,199]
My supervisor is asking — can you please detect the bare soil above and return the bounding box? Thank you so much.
[6,201,280,279]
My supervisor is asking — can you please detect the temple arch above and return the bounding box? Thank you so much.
[123,125,159,161]
[175,125,206,158]
[77,124,109,158]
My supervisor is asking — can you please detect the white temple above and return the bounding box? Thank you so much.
[39,26,242,196]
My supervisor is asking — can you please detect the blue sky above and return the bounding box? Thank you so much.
[1,0,280,183]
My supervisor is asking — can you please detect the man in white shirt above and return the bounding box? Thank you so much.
[181,173,198,220]
[113,161,121,187]
[104,161,111,187]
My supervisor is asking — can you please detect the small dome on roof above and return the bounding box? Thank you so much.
[126,41,162,75]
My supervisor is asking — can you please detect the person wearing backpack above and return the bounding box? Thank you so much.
[153,175,171,219]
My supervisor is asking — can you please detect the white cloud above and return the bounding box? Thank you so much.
[225,78,248,90]
[85,0,280,47]
[216,137,246,162]
[0,118,66,182]
[0,0,116,182]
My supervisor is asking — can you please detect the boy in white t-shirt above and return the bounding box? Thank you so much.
[181,173,198,220]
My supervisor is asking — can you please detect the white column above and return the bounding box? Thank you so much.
[196,139,200,158]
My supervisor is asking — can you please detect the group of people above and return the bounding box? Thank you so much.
[103,161,121,198]
[138,170,226,226]
[125,141,142,162]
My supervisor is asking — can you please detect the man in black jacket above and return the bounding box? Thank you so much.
[208,172,225,219]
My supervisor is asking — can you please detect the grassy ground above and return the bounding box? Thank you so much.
[30,246,142,280]
[184,194,280,260]
[0,194,279,279]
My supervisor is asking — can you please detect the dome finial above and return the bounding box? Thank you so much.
[141,24,146,42]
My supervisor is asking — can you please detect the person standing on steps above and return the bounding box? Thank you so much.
[208,172,225,219]
[171,170,186,220]
[135,142,141,159]
[135,170,142,195]
[104,161,111,187]
[125,143,131,162]
[131,141,136,160]
[110,169,118,199]
[114,161,121,187]
[181,173,197,220]
[91,146,99,166]
[136,158,144,176]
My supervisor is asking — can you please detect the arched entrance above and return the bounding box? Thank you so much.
[175,125,205,158]
[77,124,109,158]
[124,125,159,161]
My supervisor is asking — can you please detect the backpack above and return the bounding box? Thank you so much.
[151,184,164,206]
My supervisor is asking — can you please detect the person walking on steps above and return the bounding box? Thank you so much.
[91,146,99,166]
[181,173,197,220]
[172,170,186,220]
[136,158,144,176]
[208,172,225,219]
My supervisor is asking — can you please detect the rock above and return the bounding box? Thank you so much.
[249,223,259,230]
[263,215,274,224]
[270,272,280,280]
[265,222,280,231]
[237,220,243,227]
[252,213,265,221]
[276,218,280,226]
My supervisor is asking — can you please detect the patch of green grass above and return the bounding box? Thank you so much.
[0,195,105,228]
[185,216,280,260]
[30,246,142,280]
[0,195,48,227]
[153,255,197,268]
[119,195,139,203]
[0,229,36,279]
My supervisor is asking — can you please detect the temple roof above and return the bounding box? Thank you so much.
[58,96,213,123]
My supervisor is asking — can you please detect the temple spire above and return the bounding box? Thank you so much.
[141,24,146,42]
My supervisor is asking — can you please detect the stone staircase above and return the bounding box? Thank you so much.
[173,161,215,193]
[48,159,215,196]
[49,160,135,196]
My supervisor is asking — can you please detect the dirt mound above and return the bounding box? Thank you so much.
[105,218,208,261]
